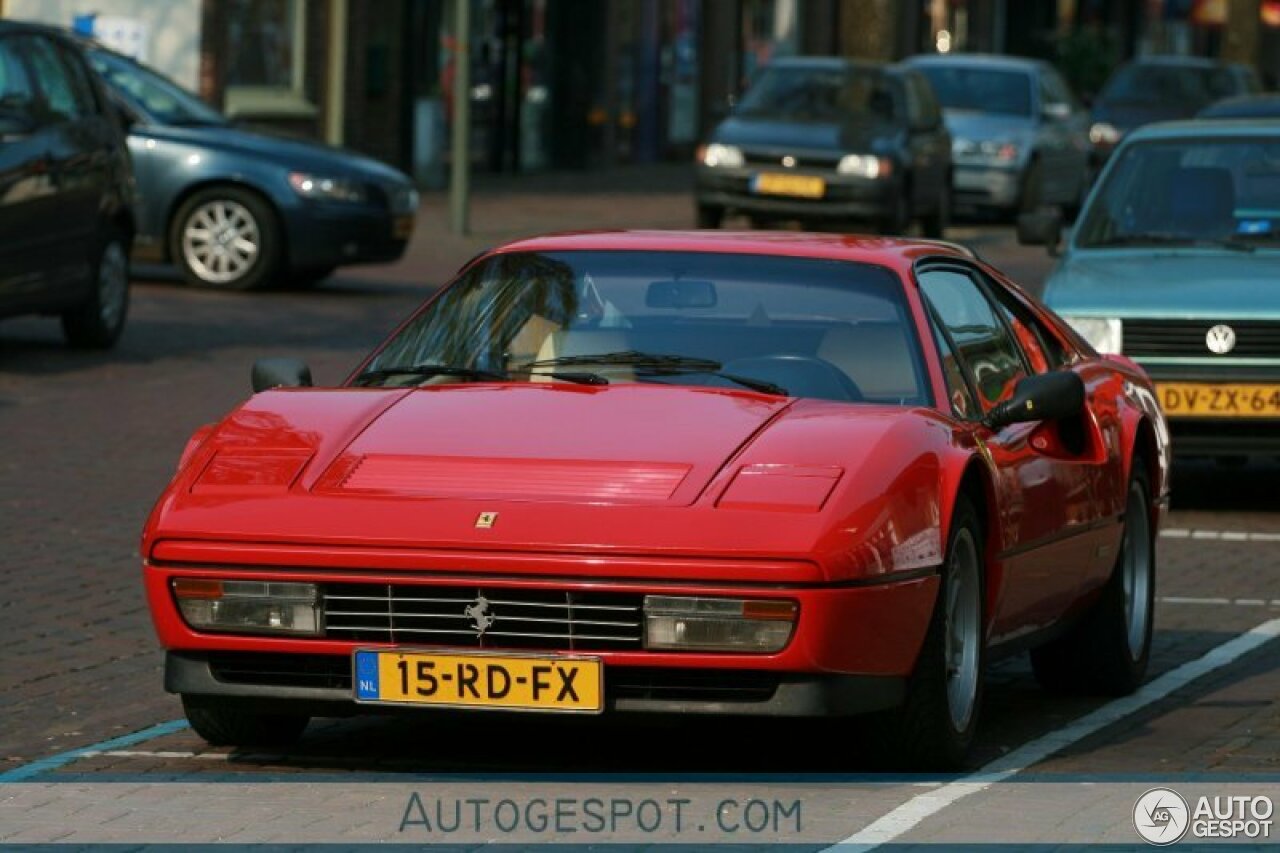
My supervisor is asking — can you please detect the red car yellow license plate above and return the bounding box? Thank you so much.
[353,649,603,713]
[1156,382,1280,418]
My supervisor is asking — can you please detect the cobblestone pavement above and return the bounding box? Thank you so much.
[1,166,1277,846]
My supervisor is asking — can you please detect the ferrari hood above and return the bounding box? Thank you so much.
[178,383,792,509]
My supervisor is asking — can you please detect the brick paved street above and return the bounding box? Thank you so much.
[2,166,1278,846]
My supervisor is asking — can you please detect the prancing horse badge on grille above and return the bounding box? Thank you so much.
[475,511,498,529]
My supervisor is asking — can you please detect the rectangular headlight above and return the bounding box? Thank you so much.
[643,596,796,653]
[836,154,891,178]
[1063,316,1123,354]
[173,579,321,636]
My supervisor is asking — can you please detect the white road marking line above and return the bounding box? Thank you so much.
[829,616,1280,852]
[1158,596,1280,607]
[1160,528,1280,542]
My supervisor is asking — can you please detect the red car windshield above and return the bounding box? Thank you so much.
[361,251,930,406]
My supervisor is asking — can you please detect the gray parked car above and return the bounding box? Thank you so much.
[85,45,418,290]
[905,54,1091,216]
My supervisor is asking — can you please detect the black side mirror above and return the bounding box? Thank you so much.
[984,370,1085,431]
[252,357,313,393]
[1016,208,1063,254]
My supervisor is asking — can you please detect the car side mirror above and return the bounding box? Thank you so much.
[984,370,1085,431]
[1016,209,1063,255]
[252,357,313,393]
[1042,102,1072,122]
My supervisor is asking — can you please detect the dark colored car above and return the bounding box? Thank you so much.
[1089,57,1260,162]
[0,21,134,348]
[905,54,1092,216]
[694,57,952,237]
[86,45,418,290]
[1199,94,1280,120]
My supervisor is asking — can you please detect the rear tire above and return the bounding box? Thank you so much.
[62,235,129,349]
[183,696,309,748]
[1030,457,1154,695]
[871,495,985,770]
[696,204,724,229]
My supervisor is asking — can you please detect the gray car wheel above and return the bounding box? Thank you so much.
[171,187,281,290]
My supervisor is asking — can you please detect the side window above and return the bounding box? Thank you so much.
[19,36,89,122]
[919,269,1028,412]
[928,315,977,419]
[56,44,100,115]
[0,37,36,123]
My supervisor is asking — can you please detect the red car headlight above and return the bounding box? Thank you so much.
[173,579,321,636]
[716,464,842,512]
[643,596,796,653]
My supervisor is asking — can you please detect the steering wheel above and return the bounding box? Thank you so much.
[722,354,864,402]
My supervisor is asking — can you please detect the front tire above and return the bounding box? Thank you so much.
[62,236,129,349]
[873,495,985,769]
[1030,457,1154,695]
[921,182,951,239]
[171,187,281,290]
[696,203,724,229]
[183,696,309,748]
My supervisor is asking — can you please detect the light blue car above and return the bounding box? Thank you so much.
[1021,120,1280,458]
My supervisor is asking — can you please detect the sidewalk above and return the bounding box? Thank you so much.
[348,163,697,288]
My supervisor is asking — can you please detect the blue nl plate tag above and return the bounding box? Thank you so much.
[354,650,380,699]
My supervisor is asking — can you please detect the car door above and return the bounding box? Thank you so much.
[1038,67,1090,203]
[0,33,63,311]
[919,265,1101,642]
[17,34,110,296]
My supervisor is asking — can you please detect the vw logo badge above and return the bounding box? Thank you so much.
[781,155,796,168]
[1205,324,1236,355]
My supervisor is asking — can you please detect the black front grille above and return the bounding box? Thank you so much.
[1125,319,1280,359]
[209,652,352,689]
[743,152,840,169]
[322,583,645,651]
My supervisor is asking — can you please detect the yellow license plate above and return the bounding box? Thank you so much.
[1156,382,1280,418]
[753,173,825,199]
[393,215,415,239]
[354,649,603,713]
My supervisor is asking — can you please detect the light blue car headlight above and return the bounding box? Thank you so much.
[1063,316,1123,354]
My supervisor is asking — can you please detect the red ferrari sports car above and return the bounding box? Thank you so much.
[143,231,1170,768]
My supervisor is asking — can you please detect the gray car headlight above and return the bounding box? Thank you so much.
[643,595,796,653]
[288,172,368,204]
[1089,122,1121,145]
[699,143,744,168]
[1063,316,1123,354]
[173,578,321,636]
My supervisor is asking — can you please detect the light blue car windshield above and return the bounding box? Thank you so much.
[1077,138,1280,249]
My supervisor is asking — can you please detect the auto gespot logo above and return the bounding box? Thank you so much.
[1133,787,1273,845]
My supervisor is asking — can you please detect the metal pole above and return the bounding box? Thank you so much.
[450,0,471,235]
[325,0,348,146]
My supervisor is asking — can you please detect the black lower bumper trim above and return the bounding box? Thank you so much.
[167,651,904,718]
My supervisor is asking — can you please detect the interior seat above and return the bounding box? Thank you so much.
[816,323,920,404]
[530,330,635,382]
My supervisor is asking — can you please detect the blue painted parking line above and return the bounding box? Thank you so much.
[0,718,189,782]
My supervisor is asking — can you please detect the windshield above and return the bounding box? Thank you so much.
[734,66,897,123]
[88,48,227,126]
[1099,64,1237,107]
[1076,138,1280,249]
[361,251,929,406]
[915,65,1032,116]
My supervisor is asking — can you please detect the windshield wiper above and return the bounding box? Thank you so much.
[526,351,789,396]
[1092,233,1256,252]
[354,364,606,387]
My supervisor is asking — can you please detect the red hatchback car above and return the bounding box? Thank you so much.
[143,231,1170,768]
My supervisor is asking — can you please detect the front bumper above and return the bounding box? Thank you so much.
[146,560,936,718]
[952,164,1021,209]
[283,203,414,270]
[166,651,906,718]
[695,167,898,221]
[1142,363,1280,456]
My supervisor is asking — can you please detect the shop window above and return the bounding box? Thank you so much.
[225,0,315,119]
